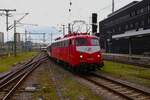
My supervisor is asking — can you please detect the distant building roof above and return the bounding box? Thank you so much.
[108,1,139,18]
[112,28,150,39]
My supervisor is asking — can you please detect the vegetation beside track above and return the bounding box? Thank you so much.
[33,65,59,100]
[61,75,101,100]
[101,61,150,87]
[50,61,102,100]
[0,52,38,73]
[32,60,101,100]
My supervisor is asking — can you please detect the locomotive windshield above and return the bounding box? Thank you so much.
[91,38,99,46]
[76,38,88,46]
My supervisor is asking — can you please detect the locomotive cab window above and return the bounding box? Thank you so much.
[76,38,88,46]
[91,38,99,46]
[69,39,75,45]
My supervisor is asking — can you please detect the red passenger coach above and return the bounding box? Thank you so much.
[47,33,104,71]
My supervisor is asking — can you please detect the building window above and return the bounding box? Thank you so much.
[130,24,133,28]
[148,17,150,24]
[119,27,121,31]
[113,29,115,33]
[141,20,144,26]
[144,7,147,12]
[137,9,140,15]
[126,25,129,29]
[148,5,150,11]
[141,8,144,13]
[135,22,139,27]
[132,11,135,16]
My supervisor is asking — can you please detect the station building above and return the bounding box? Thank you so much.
[98,0,150,55]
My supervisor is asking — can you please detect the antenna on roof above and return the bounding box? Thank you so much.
[68,0,72,34]
[112,0,115,13]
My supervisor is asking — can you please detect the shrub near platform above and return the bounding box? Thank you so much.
[0,52,37,73]
[101,61,150,87]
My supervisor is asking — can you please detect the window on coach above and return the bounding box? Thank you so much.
[76,38,88,46]
[69,39,74,46]
[91,38,99,46]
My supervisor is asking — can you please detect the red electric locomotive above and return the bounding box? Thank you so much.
[47,33,104,71]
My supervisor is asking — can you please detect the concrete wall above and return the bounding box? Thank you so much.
[103,53,150,67]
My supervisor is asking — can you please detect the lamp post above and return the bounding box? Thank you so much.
[14,20,17,56]
[13,13,29,56]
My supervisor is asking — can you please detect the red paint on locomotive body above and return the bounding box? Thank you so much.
[47,33,104,71]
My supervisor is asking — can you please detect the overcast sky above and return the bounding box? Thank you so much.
[0,0,141,42]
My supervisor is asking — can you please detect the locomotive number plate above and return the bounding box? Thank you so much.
[87,58,94,60]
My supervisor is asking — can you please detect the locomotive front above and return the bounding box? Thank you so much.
[74,36,104,71]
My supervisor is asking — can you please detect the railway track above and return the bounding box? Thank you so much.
[0,53,48,100]
[79,72,150,100]
[0,53,7,57]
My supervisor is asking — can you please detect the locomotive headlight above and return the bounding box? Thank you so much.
[97,54,100,57]
[80,55,83,58]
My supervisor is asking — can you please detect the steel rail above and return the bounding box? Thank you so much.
[79,73,150,100]
[0,54,38,80]
[79,75,134,100]
[0,62,38,90]
[0,59,34,81]
[92,72,150,96]
[0,55,47,85]
[1,57,47,99]
[2,60,42,100]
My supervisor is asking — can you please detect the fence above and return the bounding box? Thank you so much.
[103,53,150,67]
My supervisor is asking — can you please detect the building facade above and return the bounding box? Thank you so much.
[99,0,150,55]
